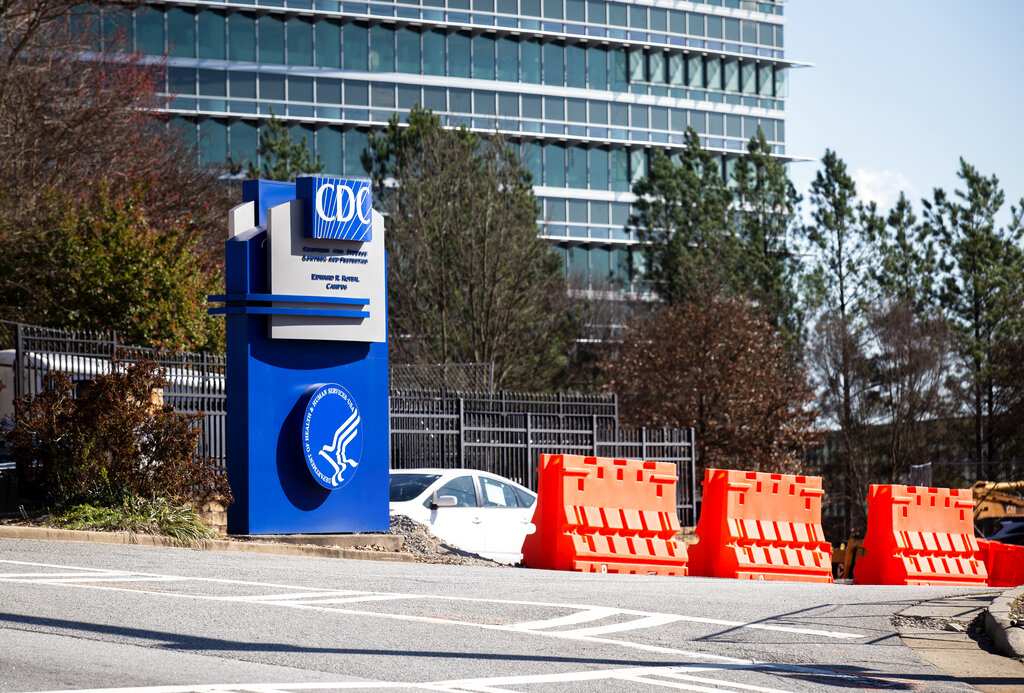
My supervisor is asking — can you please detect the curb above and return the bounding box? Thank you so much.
[986,585,1024,659]
[0,525,417,563]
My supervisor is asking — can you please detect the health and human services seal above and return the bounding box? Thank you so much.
[301,383,362,490]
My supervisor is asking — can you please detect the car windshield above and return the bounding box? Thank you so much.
[389,473,441,502]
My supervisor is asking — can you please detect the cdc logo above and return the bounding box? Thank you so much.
[301,383,363,490]
[296,176,372,242]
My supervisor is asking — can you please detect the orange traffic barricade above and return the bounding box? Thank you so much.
[687,469,833,583]
[853,485,987,586]
[977,539,1024,587]
[521,454,688,575]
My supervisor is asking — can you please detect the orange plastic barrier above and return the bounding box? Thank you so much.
[976,539,1024,587]
[853,485,987,586]
[520,454,688,575]
[687,469,833,582]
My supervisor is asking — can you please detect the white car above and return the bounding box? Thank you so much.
[389,468,537,564]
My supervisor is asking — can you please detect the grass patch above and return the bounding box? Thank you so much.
[50,498,218,545]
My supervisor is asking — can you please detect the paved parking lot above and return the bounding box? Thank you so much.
[0,538,1010,692]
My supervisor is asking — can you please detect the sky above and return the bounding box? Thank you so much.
[785,2,1024,227]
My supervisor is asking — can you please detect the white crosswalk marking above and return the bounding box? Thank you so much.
[560,613,682,636]
[511,607,616,630]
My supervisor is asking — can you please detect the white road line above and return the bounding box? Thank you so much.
[284,595,422,605]
[561,613,682,636]
[657,671,793,693]
[0,571,122,578]
[511,607,617,630]
[6,575,188,584]
[0,560,865,646]
[222,592,367,602]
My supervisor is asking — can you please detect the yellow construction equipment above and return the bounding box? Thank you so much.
[972,480,1024,522]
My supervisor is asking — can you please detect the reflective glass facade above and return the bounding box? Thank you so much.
[123,0,791,292]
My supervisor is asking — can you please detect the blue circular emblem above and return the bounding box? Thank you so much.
[301,384,363,490]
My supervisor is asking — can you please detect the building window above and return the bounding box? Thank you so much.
[472,35,495,79]
[497,37,518,81]
[448,33,471,78]
[521,40,541,84]
[199,120,227,165]
[315,21,341,68]
[227,14,255,62]
[258,16,284,64]
[422,30,445,76]
[288,19,314,66]
[544,145,565,187]
[135,7,164,55]
[588,47,607,90]
[565,44,585,88]
[167,8,195,58]
[343,23,369,71]
[543,43,563,86]
[369,25,394,72]
[567,146,587,189]
[589,148,608,190]
[317,127,343,175]
[396,28,420,74]
[197,12,225,60]
[229,121,257,167]
[230,72,256,99]
[343,129,369,176]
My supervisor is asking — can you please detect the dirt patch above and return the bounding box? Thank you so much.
[387,514,504,567]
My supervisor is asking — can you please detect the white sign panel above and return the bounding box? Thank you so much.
[266,199,386,342]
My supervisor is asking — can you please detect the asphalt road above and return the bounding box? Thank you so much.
[0,539,998,692]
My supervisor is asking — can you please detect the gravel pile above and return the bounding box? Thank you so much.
[388,514,504,567]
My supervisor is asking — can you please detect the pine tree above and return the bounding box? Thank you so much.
[629,127,734,305]
[247,110,324,181]
[362,106,578,390]
[732,128,803,342]
[923,159,1024,468]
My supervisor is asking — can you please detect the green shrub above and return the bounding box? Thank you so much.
[3,359,232,513]
[51,498,219,544]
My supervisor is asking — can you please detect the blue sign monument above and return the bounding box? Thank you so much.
[209,177,389,534]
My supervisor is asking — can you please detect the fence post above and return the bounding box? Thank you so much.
[689,426,697,526]
[526,412,533,488]
[641,426,648,461]
[458,397,465,469]
[13,322,24,400]
[591,414,598,456]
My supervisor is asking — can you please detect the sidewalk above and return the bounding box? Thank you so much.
[0,524,416,563]
[897,588,1024,693]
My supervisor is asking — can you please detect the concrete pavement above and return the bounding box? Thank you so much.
[2,523,1023,692]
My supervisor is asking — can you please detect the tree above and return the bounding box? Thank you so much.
[923,159,1024,469]
[732,128,803,342]
[0,1,232,346]
[246,110,324,181]
[5,360,231,511]
[862,301,954,485]
[363,106,577,390]
[629,127,734,305]
[803,150,874,535]
[602,284,819,474]
[863,192,938,314]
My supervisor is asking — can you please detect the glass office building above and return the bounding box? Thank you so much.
[124,0,792,291]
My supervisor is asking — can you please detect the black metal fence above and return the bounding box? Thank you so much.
[391,390,697,524]
[0,321,698,524]
[0,321,227,467]
[910,460,1024,488]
